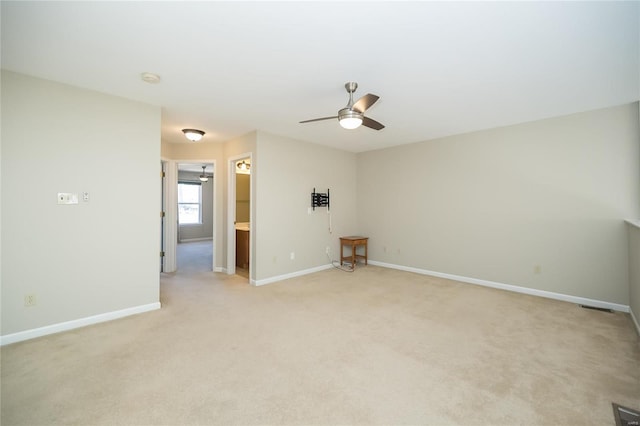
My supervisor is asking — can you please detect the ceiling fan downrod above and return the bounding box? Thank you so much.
[345,82,358,109]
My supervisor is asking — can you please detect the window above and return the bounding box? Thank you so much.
[178,182,202,224]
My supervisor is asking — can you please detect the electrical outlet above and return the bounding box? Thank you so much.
[290,252,295,260]
[325,246,330,255]
[24,294,36,307]
[534,265,542,274]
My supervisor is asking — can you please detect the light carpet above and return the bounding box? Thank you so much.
[1,264,639,425]
[176,240,213,273]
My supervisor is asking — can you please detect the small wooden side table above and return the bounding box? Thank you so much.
[340,236,368,268]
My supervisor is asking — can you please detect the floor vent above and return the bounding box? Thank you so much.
[579,304,613,313]
[613,402,640,426]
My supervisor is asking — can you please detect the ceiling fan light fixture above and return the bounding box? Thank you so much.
[339,117,363,130]
[182,128,205,142]
[199,165,209,182]
[338,109,363,130]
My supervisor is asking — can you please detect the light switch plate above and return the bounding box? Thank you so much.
[57,193,78,204]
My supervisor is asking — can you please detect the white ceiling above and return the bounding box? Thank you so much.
[2,2,638,153]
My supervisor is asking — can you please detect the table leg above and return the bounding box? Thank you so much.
[351,243,356,267]
[364,242,368,265]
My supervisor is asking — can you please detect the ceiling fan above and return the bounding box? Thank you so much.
[300,82,385,130]
[199,165,212,182]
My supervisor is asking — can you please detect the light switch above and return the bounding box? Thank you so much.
[57,193,78,205]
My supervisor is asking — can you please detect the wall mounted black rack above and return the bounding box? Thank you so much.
[311,188,330,210]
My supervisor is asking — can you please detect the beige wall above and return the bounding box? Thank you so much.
[255,131,357,281]
[1,71,161,335]
[161,141,223,160]
[357,103,640,305]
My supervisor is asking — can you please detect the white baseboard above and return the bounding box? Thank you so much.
[253,264,333,286]
[179,237,213,243]
[0,302,161,346]
[369,260,630,313]
[630,307,640,336]
[214,267,226,273]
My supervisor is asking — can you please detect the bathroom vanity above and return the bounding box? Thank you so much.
[235,223,250,269]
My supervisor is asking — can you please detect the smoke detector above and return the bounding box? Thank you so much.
[140,72,161,84]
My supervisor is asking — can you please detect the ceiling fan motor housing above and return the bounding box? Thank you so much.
[338,107,363,121]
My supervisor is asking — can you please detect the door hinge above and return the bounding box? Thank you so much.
[161,171,165,178]
[160,211,165,218]
[160,251,165,257]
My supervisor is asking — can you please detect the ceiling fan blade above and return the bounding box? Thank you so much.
[299,116,338,124]
[352,94,379,113]
[362,116,385,130]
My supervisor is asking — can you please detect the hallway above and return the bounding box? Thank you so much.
[175,240,249,279]
[176,240,212,273]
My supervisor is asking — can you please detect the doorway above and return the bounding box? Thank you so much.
[227,153,252,281]
[177,162,214,272]
[161,160,216,274]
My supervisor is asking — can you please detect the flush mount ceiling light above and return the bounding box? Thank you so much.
[236,160,250,171]
[199,165,209,182]
[182,129,205,142]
